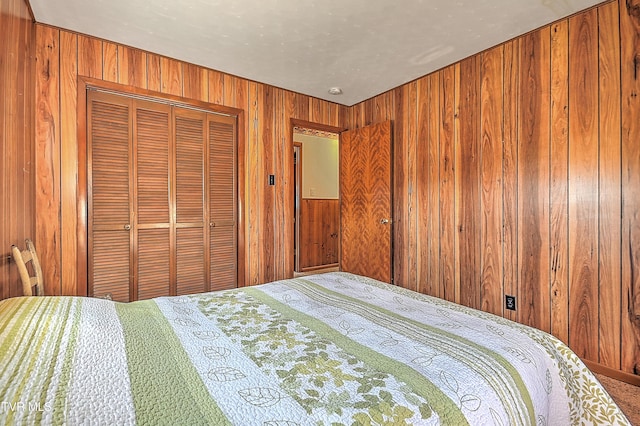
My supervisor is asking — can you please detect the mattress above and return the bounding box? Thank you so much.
[0,272,630,425]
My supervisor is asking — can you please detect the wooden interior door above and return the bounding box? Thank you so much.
[340,121,393,283]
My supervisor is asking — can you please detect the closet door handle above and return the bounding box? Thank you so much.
[380,218,390,225]
[124,224,131,231]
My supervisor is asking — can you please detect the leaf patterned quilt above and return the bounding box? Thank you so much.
[0,272,630,425]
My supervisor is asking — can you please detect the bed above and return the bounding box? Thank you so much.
[0,272,630,425]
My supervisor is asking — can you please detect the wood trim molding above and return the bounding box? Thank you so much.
[78,77,242,116]
[300,263,339,273]
[583,359,640,387]
[76,76,246,295]
[290,119,346,135]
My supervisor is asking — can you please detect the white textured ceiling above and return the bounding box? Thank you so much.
[30,0,603,106]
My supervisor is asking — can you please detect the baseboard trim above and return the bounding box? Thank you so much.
[583,359,640,387]
[299,263,339,273]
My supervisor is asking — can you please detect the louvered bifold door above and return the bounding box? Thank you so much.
[134,100,172,300]
[174,108,206,295]
[88,91,133,302]
[208,115,237,290]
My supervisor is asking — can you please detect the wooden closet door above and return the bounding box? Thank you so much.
[88,91,238,300]
[174,108,206,295]
[208,115,237,290]
[88,91,133,301]
[134,100,172,300]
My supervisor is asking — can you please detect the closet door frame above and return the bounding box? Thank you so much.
[77,77,245,297]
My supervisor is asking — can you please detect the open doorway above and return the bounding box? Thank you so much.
[292,122,342,274]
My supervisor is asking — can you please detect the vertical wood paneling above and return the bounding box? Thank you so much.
[393,86,408,287]
[375,94,388,123]
[568,10,599,360]
[550,19,570,344]
[147,54,161,92]
[406,81,418,291]
[310,98,322,123]
[597,1,622,368]
[183,63,207,102]
[480,46,504,316]
[343,0,640,376]
[78,35,102,78]
[0,0,34,299]
[118,46,147,88]
[161,57,183,96]
[223,74,236,107]
[35,25,61,296]
[439,65,456,302]
[517,29,551,331]
[102,42,118,82]
[426,73,441,298]
[620,0,640,374]
[351,102,364,129]
[261,85,275,283]
[502,40,519,323]
[60,31,78,296]
[299,199,339,269]
[247,82,261,285]
[457,56,482,309]
[453,63,462,304]
[273,88,285,279]
[295,93,310,122]
[207,69,225,105]
[416,76,431,295]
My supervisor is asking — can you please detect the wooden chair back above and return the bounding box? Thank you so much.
[11,239,44,296]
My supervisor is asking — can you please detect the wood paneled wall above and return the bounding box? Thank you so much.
[20,0,640,376]
[0,0,34,299]
[347,0,640,374]
[33,25,349,297]
[299,199,339,270]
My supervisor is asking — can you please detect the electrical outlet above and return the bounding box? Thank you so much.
[505,295,516,311]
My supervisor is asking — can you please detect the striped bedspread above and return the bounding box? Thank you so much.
[0,272,630,425]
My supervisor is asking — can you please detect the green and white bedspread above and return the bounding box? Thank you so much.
[0,272,630,425]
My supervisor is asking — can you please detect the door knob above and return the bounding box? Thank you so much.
[124,224,131,230]
[380,218,389,224]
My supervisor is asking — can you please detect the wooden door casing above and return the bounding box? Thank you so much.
[340,121,393,283]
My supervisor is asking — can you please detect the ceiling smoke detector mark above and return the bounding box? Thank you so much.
[328,87,343,95]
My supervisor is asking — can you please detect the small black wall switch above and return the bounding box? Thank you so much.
[268,174,275,186]
[505,295,516,311]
